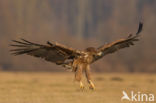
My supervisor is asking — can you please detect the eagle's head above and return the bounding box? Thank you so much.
[85,47,102,57]
[85,47,97,55]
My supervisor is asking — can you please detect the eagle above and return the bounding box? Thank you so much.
[10,22,143,90]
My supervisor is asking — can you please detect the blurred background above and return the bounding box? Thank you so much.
[0,0,155,72]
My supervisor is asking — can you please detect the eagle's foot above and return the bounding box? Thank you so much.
[80,81,85,89]
[88,80,95,90]
[89,85,95,90]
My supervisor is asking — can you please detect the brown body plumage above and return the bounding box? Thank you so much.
[10,22,143,90]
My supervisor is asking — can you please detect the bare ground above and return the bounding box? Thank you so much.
[0,72,155,103]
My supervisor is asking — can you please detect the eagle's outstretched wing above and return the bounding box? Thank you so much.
[93,22,143,62]
[10,39,83,67]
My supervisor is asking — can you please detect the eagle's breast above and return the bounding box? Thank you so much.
[74,53,93,64]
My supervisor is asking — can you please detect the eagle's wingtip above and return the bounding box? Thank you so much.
[136,21,143,35]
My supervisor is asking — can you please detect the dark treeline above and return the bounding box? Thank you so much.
[0,0,156,72]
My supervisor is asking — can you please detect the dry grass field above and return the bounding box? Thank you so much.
[0,72,155,103]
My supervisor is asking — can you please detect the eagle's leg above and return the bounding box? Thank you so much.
[85,64,95,90]
[75,64,84,89]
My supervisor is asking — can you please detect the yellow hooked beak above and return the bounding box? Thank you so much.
[97,52,102,56]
